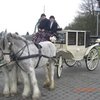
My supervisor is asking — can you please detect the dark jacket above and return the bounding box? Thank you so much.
[49,21,58,37]
[38,18,50,31]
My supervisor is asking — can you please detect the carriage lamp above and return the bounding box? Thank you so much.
[95,38,100,46]
[96,0,100,36]
[97,0,100,8]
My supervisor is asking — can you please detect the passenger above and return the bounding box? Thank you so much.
[49,15,59,38]
[32,15,59,43]
[34,13,49,33]
[33,14,50,43]
[38,14,50,32]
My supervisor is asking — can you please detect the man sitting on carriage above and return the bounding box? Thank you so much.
[33,14,59,43]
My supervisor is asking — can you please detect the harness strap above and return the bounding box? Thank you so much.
[35,47,41,69]
[10,43,43,70]
[3,38,5,50]
[9,42,55,72]
[0,62,7,68]
[15,59,29,73]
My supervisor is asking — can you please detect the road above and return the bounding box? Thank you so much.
[0,60,100,100]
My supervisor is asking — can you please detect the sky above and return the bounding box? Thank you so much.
[0,0,81,35]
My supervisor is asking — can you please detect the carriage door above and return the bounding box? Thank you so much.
[77,32,87,59]
[66,31,86,60]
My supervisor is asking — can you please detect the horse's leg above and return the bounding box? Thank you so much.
[21,70,31,98]
[2,67,10,97]
[9,66,17,96]
[49,61,55,90]
[43,64,51,88]
[29,67,41,100]
[17,67,22,84]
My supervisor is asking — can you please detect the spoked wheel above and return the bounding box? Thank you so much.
[64,59,76,67]
[85,47,99,71]
[57,56,63,78]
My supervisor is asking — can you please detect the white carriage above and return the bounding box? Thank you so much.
[55,30,100,78]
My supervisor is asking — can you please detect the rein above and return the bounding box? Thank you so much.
[10,42,53,69]
[9,40,43,70]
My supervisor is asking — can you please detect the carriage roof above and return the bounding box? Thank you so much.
[57,30,88,33]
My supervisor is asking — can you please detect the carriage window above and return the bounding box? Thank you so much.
[78,32,84,45]
[56,33,66,44]
[68,32,76,45]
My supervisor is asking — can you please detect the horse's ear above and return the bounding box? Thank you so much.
[6,33,13,42]
[1,31,7,38]
[7,33,13,37]
[4,29,7,34]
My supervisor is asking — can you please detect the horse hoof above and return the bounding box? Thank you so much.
[11,93,17,96]
[48,86,55,91]
[43,82,50,88]
[4,94,10,97]
[32,96,40,100]
[22,96,28,100]
[22,95,28,99]
[43,84,50,88]
[10,90,17,96]
[11,94,15,97]
[22,91,30,99]
[32,92,41,100]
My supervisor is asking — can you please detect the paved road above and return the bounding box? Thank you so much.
[0,60,100,100]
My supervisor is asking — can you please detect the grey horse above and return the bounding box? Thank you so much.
[0,32,56,100]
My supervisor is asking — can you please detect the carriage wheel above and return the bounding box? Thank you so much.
[64,59,76,67]
[57,56,63,78]
[85,47,99,71]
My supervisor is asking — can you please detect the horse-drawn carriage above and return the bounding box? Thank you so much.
[0,30,99,99]
[55,30,100,78]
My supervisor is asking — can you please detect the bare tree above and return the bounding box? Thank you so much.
[65,0,98,35]
[79,0,97,15]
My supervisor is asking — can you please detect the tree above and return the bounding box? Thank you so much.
[65,0,99,35]
[79,0,97,15]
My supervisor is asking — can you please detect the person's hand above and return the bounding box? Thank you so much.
[49,36,57,43]
[39,28,42,31]
[41,29,45,32]
[38,29,45,32]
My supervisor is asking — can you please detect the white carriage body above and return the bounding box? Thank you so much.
[56,30,99,60]
[55,30,99,77]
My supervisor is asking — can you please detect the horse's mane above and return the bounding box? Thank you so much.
[7,33,27,43]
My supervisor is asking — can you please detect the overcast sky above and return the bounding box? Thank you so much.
[0,0,81,35]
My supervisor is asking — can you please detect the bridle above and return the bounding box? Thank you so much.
[0,48,4,62]
[0,38,13,68]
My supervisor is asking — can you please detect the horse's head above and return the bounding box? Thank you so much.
[0,31,11,64]
[0,32,28,65]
